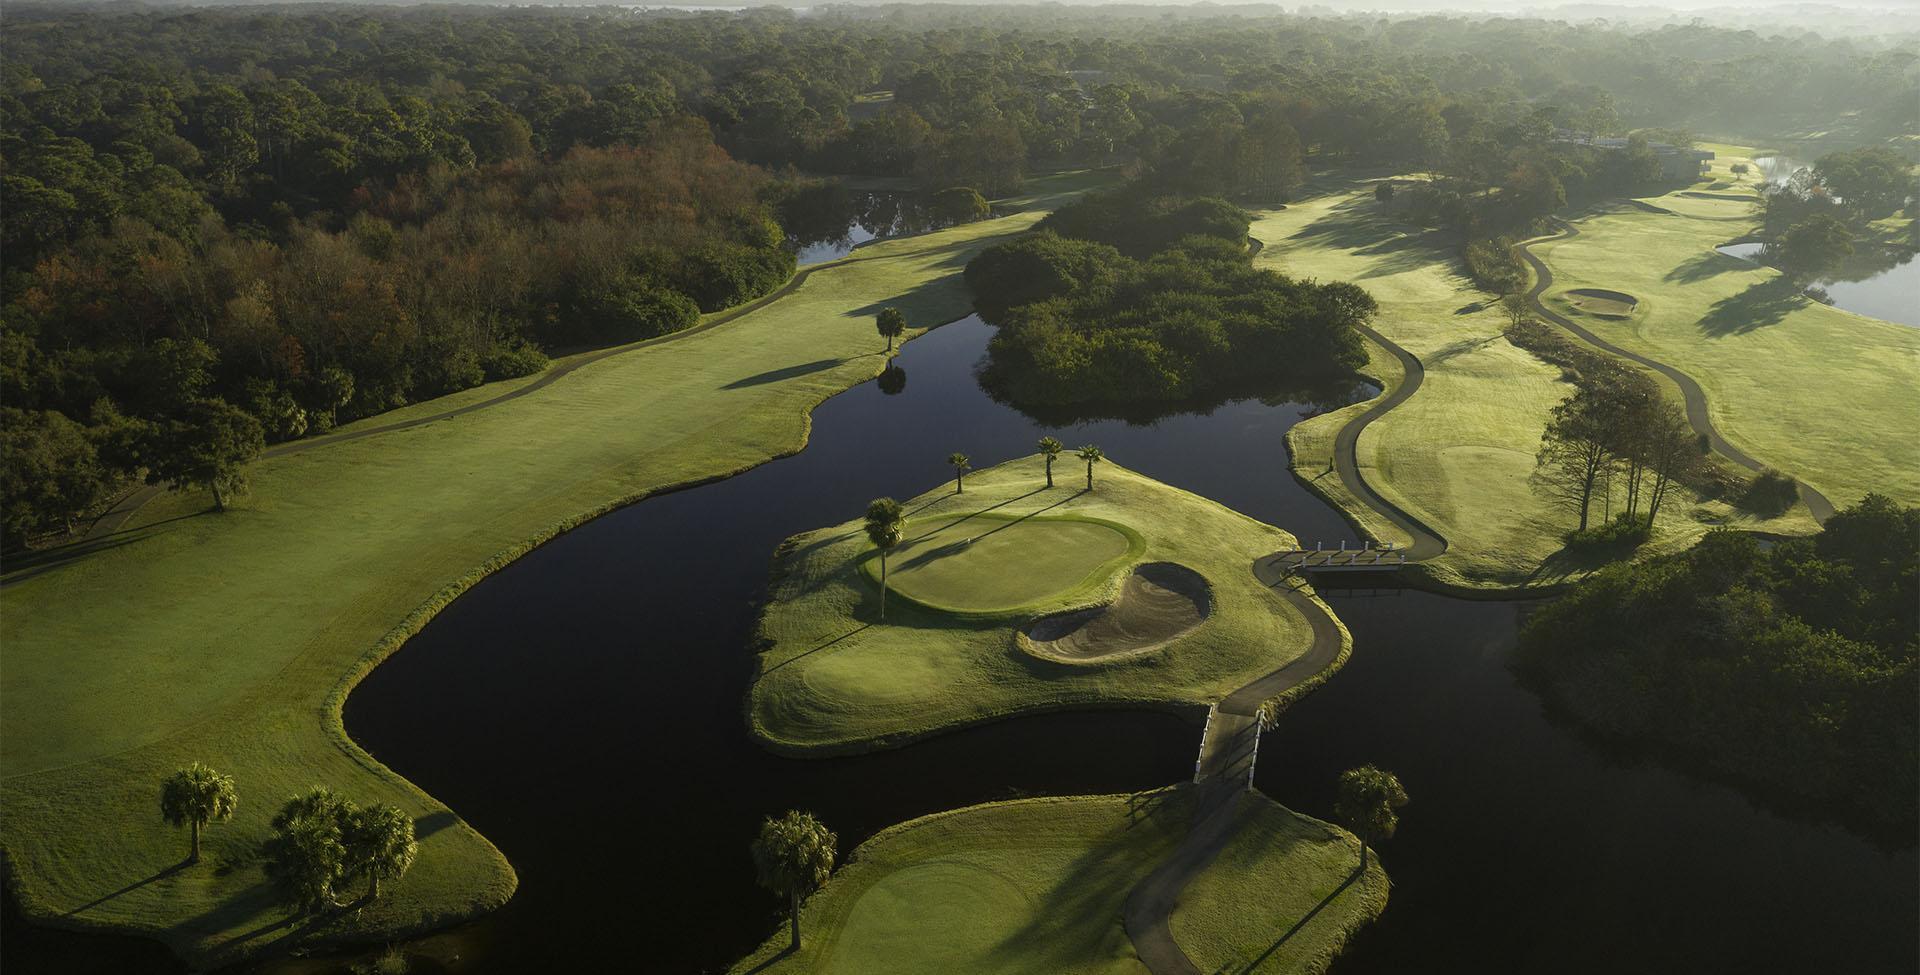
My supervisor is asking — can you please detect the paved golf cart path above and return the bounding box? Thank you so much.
[1517,218,1836,523]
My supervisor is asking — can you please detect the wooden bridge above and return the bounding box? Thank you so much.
[1260,541,1410,575]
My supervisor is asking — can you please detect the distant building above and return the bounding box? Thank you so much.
[1552,130,1715,181]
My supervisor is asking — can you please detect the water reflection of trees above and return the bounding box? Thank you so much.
[779,185,959,252]
[976,370,1380,427]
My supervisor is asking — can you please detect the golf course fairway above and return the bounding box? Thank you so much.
[0,173,1103,966]
[749,456,1327,753]
[1264,174,1826,590]
[728,792,1387,975]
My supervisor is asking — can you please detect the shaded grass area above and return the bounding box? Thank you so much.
[749,457,1316,753]
[730,790,1379,975]
[1263,179,1813,590]
[0,172,1106,966]
[1537,146,1920,509]
[1170,793,1389,975]
[861,512,1143,617]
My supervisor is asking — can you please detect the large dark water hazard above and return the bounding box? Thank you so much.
[336,315,1916,973]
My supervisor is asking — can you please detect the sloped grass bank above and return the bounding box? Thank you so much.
[0,173,1104,966]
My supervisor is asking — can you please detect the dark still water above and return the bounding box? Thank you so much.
[339,315,1362,972]
[333,314,1917,973]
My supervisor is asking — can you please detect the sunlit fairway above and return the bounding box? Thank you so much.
[749,457,1330,754]
[729,792,1387,975]
[1266,177,1820,590]
[1532,144,1920,509]
[0,172,1105,965]
[867,513,1141,615]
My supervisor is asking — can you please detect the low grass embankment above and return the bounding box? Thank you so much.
[0,172,1104,966]
[1260,179,1813,590]
[748,457,1322,753]
[1534,145,1920,510]
[728,790,1385,975]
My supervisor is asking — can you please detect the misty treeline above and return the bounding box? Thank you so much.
[1517,496,1919,838]
[3,3,1915,544]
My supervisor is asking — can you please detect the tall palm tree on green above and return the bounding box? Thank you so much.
[752,810,838,952]
[344,803,417,901]
[948,452,971,493]
[160,763,237,864]
[876,307,907,354]
[864,497,905,619]
[1038,437,1064,487]
[1334,764,1408,871]
[1077,444,1104,490]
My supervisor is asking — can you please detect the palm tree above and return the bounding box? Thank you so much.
[159,763,238,864]
[752,810,837,953]
[1038,437,1063,487]
[876,307,907,354]
[344,803,417,901]
[948,452,971,493]
[864,497,905,619]
[1077,444,1104,490]
[1334,764,1408,871]
[266,788,354,914]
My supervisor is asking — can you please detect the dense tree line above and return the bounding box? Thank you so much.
[967,197,1372,409]
[4,3,1913,545]
[1517,497,1918,837]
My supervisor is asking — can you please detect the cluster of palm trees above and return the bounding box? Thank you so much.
[158,762,418,914]
[863,440,1108,619]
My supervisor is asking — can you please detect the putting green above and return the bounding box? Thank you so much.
[830,861,1036,970]
[866,513,1139,615]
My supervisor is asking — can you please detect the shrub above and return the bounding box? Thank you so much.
[1563,513,1651,549]
[1740,468,1800,516]
[928,186,990,224]
[481,341,550,381]
[587,282,702,341]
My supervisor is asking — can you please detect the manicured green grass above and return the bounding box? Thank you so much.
[749,457,1323,753]
[729,790,1384,975]
[0,172,1106,966]
[1262,179,1815,590]
[1538,145,1920,509]
[1171,795,1389,975]
[864,512,1143,616]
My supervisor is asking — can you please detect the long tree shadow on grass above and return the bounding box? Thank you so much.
[1698,277,1807,336]
[64,861,191,916]
[761,624,871,674]
[1236,858,1367,974]
[721,358,850,389]
[1665,249,1746,285]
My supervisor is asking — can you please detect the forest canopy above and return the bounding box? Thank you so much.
[3,2,1915,545]
[1516,497,1919,838]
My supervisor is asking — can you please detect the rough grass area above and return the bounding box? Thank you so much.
[1540,146,1920,509]
[729,790,1381,975]
[1171,793,1389,975]
[748,457,1319,753]
[0,172,1105,966]
[862,512,1143,616]
[1264,179,1813,590]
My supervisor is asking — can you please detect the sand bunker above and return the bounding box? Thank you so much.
[1565,288,1638,318]
[1018,562,1211,663]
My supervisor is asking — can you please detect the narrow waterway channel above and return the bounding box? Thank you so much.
[335,315,1915,973]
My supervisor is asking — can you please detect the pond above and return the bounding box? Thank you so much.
[336,315,1915,973]
[783,188,975,266]
[1751,154,1809,188]
[1717,241,1920,328]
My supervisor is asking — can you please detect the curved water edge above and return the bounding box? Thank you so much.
[328,316,1912,972]
[1716,241,1920,328]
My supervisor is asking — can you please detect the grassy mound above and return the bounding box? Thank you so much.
[1021,562,1211,663]
[729,791,1385,975]
[863,512,1141,616]
[748,457,1325,753]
